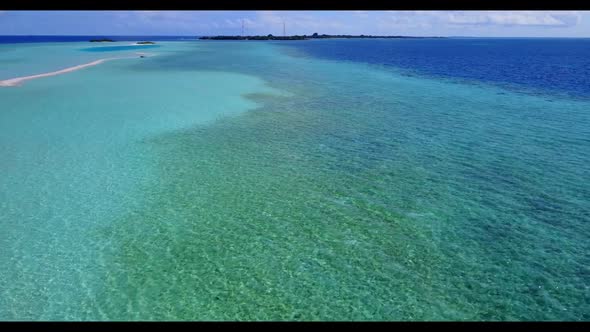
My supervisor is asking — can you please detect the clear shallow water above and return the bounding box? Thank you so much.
[0,39,589,320]
[81,45,161,52]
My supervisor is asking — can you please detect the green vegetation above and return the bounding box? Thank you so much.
[199,33,444,41]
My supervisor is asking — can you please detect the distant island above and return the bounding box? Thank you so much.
[89,38,115,42]
[199,33,444,41]
[136,41,156,44]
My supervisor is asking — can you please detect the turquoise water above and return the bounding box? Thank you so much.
[0,40,589,320]
[81,44,161,52]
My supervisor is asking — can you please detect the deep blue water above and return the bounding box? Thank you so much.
[3,36,589,99]
[288,38,590,99]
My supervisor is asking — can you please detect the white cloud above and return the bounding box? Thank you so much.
[353,11,369,19]
[1,10,586,37]
[255,11,346,35]
[444,11,580,27]
[377,11,435,31]
[126,11,209,34]
[373,11,581,35]
[134,11,194,22]
[223,18,260,30]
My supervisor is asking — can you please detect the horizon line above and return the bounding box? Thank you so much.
[1,34,589,39]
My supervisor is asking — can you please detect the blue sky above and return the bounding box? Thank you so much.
[0,11,589,37]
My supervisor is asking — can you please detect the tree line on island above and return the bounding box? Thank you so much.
[199,33,444,40]
[88,33,444,43]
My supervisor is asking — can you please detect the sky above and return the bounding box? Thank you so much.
[0,11,589,37]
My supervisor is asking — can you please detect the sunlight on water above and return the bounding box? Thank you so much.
[1,40,589,320]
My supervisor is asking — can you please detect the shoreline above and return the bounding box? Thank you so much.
[199,34,445,41]
[0,54,148,87]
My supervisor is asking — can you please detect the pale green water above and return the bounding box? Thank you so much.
[0,41,589,320]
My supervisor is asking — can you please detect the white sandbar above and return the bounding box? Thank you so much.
[0,54,148,87]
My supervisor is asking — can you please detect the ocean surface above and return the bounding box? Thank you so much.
[0,37,589,320]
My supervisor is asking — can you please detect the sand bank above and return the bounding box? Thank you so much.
[0,54,150,87]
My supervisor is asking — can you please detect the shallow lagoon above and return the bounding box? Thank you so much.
[0,40,589,320]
